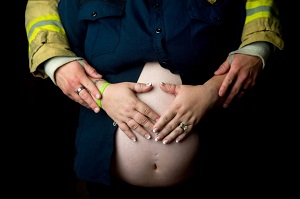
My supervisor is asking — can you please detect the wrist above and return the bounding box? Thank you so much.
[204,74,226,107]
[230,42,272,68]
[44,56,83,85]
[95,81,110,108]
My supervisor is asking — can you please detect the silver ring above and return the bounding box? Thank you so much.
[76,86,85,95]
[179,122,188,131]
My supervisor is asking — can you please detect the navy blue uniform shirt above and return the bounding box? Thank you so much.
[58,0,245,185]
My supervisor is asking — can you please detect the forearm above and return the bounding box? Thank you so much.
[203,74,227,108]
[230,41,272,69]
[241,0,284,50]
[44,57,83,85]
[25,0,75,78]
[229,0,284,69]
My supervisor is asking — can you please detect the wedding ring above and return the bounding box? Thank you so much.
[76,86,85,95]
[179,122,188,131]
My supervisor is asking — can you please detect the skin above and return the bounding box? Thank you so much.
[214,53,263,108]
[92,71,226,144]
[56,60,161,139]
[110,63,200,187]
[55,60,103,113]
[55,53,262,142]
[94,80,161,141]
[151,74,226,144]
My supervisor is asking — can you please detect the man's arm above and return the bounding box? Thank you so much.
[25,0,103,113]
[241,0,284,50]
[25,0,76,79]
[215,0,285,107]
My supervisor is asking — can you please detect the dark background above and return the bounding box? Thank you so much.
[9,1,295,198]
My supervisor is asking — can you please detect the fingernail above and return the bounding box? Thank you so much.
[160,82,165,86]
[96,94,100,99]
[131,137,137,142]
[223,104,228,108]
[94,107,100,113]
[145,134,151,139]
[163,139,168,144]
[176,139,180,143]
[155,137,159,142]
[153,128,158,133]
[146,82,152,86]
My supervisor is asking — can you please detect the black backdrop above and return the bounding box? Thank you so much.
[11,1,80,198]
[10,1,295,198]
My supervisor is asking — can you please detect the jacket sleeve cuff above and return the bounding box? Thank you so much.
[229,42,272,69]
[44,56,83,85]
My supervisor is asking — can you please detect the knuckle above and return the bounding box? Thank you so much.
[174,129,181,136]
[168,124,174,132]
[226,78,232,84]
[231,87,239,95]
[143,107,151,115]
[139,117,149,126]
[80,91,90,99]
[128,121,138,130]
[162,116,170,122]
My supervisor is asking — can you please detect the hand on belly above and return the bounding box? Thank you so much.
[111,62,200,187]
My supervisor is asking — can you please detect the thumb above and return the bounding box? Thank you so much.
[159,82,179,96]
[214,55,233,75]
[79,60,102,79]
[131,82,153,93]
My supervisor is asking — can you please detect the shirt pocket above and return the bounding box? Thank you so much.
[78,0,126,57]
[188,0,232,26]
[186,0,245,72]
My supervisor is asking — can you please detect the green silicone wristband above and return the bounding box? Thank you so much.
[97,82,110,108]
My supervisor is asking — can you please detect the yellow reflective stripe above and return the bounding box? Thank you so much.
[26,15,66,53]
[28,24,66,42]
[26,14,65,42]
[245,11,274,24]
[245,0,278,24]
[246,0,273,9]
[27,25,66,53]
[26,14,61,33]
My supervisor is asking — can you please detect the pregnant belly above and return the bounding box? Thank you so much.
[111,62,200,187]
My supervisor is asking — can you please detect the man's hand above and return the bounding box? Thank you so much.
[55,60,103,113]
[214,54,263,108]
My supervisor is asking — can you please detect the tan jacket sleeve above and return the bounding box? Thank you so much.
[25,0,76,78]
[241,0,284,50]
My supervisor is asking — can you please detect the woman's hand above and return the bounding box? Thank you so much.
[55,60,103,113]
[152,83,214,144]
[99,82,160,142]
[214,54,263,108]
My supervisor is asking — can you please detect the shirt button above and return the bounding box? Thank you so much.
[91,11,97,17]
[155,28,162,33]
[153,3,159,8]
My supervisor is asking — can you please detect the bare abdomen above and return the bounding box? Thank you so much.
[111,62,200,187]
